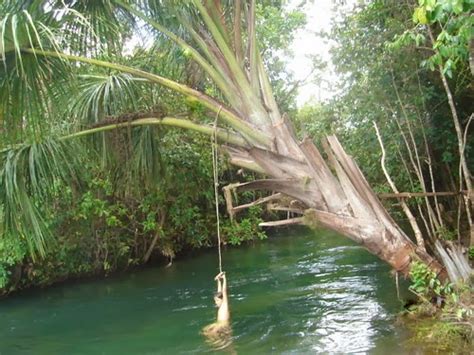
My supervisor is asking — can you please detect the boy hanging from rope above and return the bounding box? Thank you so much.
[202,272,231,348]
[202,109,232,349]
[213,271,229,323]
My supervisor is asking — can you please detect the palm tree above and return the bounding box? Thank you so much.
[0,0,445,276]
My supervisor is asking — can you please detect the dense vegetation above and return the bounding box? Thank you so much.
[0,1,305,295]
[297,0,473,249]
[0,0,472,348]
[0,6,472,350]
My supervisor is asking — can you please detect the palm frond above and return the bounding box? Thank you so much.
[0,4,77,143]
[66,72,144,124]
[57,0,135,55]
[0,139,82,259]
[129,126,165,189]
[0,53,73,144]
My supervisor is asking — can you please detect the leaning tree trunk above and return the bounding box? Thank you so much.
[227,121,446,278]
[222,121,446,279]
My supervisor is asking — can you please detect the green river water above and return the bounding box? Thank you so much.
[0,228,413,354]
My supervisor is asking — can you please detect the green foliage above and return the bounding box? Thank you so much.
[299,0,472,245]
[223,206,267,246]
[404,274,473,352]
[0,232,27,290]
[0,127,268,294]
[395,0,474,78]
[468,247,474,260]
[436,226,457,241]
[406,318,473,352]
[0,0,305,297]
[409,261,452,298]
[0,140,81,259]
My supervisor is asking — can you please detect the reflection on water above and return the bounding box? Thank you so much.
[0,227,408,354]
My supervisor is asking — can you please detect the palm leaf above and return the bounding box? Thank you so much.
[129,126,165,190]
[0,139,82,259]
[66,72,144,124]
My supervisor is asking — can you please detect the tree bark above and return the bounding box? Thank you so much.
[223,129,446,279]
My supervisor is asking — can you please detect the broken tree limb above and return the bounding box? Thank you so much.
[267,205,304,214]
[230,178,320,208]
[232,193,283,214]
[223,184,236,221]
[259,217,304,227]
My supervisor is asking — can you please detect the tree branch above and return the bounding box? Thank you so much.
[374,122,426,251]
[259,218,304,227]
[62,117,249,148]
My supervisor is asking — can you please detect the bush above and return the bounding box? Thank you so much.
[409,261,453,300]
[222,206,267,246]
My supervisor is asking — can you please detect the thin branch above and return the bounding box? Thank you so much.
[232,193,283,214]
[378,191,464,198]
[415,69,445,228]
[62,117,249,148]
[389,73,441,231]
[374,122,426,251]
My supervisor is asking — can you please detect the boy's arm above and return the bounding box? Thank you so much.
[221,274,227,300]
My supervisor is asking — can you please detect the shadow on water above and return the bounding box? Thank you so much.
[0,227,412,354]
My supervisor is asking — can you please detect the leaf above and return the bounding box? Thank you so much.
[431,4,444,21]
[413,7,429,24]
[425,0,437,11]
[443,59,454,77]
[415,33,425,46]
[452,0,464,14]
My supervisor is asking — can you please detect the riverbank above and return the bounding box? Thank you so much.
[395,256,473,352]
[400,298,474,354]
[0,215,266,299]
[0,167,267,298]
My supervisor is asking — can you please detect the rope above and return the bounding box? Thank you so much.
[395,271,400,301]
[212,107,223,273]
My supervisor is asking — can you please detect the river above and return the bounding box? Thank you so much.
[0,227,412,354]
